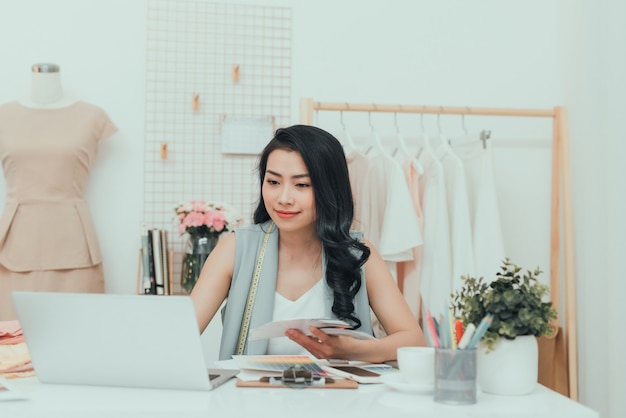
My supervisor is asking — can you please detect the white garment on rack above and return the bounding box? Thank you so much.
[416,143,453,318]
[360,149,422,263]
[454,140,506,281]
[350,149,423,338]
[396,157,425,320]
[346,150,370,233]
[434,143,476,293]
[348,148,422,338]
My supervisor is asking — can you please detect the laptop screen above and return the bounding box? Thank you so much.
[12,291,237,391]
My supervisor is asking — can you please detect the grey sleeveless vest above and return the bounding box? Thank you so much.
[218,221,374,360]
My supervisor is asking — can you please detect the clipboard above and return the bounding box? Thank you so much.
[235,377,358,389]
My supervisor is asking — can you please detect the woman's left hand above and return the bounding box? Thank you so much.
[285,327,347,359]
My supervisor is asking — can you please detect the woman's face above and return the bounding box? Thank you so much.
[262,149,316,233]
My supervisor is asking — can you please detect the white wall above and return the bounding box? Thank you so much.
[563,1,626,418]
[605,2,626,417]
[561,2,609,414]
[0,1,621,416]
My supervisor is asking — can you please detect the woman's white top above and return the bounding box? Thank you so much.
[266,279,327,355]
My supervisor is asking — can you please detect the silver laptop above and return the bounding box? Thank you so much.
[12,291,238,391]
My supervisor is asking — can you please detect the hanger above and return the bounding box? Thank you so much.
[393,113,423,174]
[452,110,471,146]
[367,111,386,155]
[339,110,357,154]
[436,110,454,158]
[393,113,410,157]
[462,113,469,139]
[416,110,435,160]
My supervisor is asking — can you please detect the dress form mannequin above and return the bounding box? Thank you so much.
[0,64,117,320]
[19,63,77,109]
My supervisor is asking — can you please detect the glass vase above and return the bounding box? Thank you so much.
[180,232,219,294]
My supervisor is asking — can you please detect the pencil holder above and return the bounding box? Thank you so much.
[434,348,477,405]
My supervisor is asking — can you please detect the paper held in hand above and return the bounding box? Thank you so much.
[249,318,376,341]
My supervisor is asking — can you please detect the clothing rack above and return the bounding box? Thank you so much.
[300,97,578,400]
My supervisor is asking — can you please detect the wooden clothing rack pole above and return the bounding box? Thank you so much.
[300,99,556,120]
[300,97,578,400]
[558,108,578,401]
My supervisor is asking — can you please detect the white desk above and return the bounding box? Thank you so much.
[2,376,598,418]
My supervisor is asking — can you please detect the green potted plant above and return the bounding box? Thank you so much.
[450,258,558,395]
[451,258,557,351]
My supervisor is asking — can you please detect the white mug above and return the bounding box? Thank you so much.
[397,346,435,383]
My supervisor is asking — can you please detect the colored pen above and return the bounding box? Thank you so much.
[457,323,475,349]
[448,309,457,350]
[425,311,440,348]
[454,319,464,345]
[441,304,453,349]
[466,314,494,349]
[439,314,449,349]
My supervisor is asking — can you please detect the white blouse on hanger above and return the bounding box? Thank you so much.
[454,140,506,281]
[346,149,370,233]
[416,136,453,318]
[396,155,425,320]
[434,137,476,293]
[359,149,422,263]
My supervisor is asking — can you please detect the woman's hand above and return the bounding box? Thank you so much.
[284,327,350,360]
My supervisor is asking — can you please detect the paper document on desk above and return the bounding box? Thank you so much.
[249,318,375,341]
[232,355,326,378]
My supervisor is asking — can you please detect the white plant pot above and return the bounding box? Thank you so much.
[477,335,538,395]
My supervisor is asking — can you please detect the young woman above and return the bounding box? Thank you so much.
[191,124,425,362]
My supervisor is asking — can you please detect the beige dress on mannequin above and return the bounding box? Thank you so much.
[0,65,117,320]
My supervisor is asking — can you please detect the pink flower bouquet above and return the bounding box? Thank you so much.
[174,200,243,237]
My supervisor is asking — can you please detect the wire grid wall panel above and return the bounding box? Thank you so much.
[144,0,292,294]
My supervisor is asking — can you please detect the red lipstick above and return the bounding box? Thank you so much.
[276,210,298,219]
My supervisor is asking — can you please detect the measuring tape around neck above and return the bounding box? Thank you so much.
[235,222,275,356]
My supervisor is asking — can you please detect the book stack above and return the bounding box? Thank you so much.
[139,223,172,295]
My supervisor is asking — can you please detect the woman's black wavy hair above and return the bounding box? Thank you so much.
[253,124,370,328]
